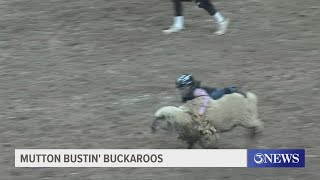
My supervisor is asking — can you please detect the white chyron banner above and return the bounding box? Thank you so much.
[15,149,247,167]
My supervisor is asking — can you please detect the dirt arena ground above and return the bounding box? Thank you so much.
[1,0,319,179]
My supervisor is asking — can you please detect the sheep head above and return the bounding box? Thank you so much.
[154,106,183,118]
[151,106,185,134]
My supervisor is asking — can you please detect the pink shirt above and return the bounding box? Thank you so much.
[193,88,211,115]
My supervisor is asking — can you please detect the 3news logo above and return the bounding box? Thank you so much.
[247,149,305,168]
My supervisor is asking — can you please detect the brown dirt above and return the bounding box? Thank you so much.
[0,0,319,179]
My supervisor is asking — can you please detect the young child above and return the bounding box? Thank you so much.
[176,74,241,115]
[163,0,229,35]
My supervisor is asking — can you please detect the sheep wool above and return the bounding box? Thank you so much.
[152,92,263,149]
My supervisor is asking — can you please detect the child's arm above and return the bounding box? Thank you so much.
[193,88,211,115]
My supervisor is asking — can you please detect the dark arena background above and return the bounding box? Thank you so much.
[1,0,319,179]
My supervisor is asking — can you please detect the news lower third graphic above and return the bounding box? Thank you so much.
[15,149,305,168]
[247,149,305,168]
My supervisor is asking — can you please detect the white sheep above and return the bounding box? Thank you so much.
[151,92,263,149]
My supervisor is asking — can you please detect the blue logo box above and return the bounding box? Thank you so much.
[247,149,305,168]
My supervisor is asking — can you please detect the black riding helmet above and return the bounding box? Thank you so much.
[176,74,195,89]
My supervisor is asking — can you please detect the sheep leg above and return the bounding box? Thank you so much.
[251,119,264,135]
[239,118,263,138]
[150,118,161,133]
[187,141,195,149]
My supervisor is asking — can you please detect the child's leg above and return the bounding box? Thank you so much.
[210,87,237,100]
[174,0,183,16]
[224,86,238,94]
[225,86,247,97]
[163,0,185,34]
[195,0,229,35]
[195,0,216,16]
[210,89,226,100]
